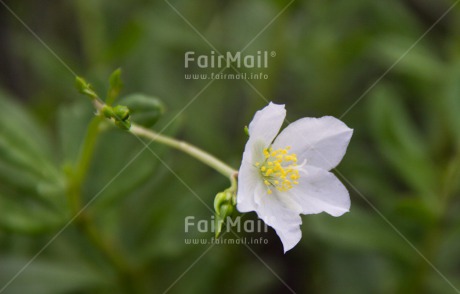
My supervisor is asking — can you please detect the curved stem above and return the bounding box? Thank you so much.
[130,124,237,179]
[79,79,237,291]
[91,93,237,180]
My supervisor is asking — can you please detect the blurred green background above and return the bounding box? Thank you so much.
[1,0,460,293]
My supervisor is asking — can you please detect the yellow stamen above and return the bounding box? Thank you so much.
[259,147,301,195]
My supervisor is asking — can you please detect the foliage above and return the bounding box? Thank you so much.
[1,0,460,293]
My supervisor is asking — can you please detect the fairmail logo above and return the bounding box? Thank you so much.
[184,50,276,69]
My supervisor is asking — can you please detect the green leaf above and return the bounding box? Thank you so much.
[103,20,143,62]
[57,101,94,164]
[106,68,123,105]
[119,94,165,128]
[0,256,107,294]
[375,36,444,81]
[0,90,63,204]
[442,61,460,147]
[308,208,415,262]
[368,85,438,205]
[0,194,64,234]
[0,90,54,171]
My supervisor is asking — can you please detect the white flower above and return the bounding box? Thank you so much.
[237,102,353,252]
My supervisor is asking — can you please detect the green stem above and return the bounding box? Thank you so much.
[67,114,141,293]
[68,116,102,213]
[93,97,237,180]
[76,118,101,180]
[79,81,237,292]
[130,124,238,179]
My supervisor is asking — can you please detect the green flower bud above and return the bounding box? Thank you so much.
[101,105,115,119]
[75,76,88,93]
[115,119,131,131]
[113,105,130,121]
[214,190,235,238]
[244,125,249,137]
[218,204,234,219]
[119,94,165,128]
[75,76,98,100]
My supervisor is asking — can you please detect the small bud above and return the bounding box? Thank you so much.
[75,76,98,100]
[115,119,131,131]
[101,105,115,119]
[214,190,235,238]
[244,125,249,136]
[113,105,130,121]
[75,76,88,93]
[218,204,234,219]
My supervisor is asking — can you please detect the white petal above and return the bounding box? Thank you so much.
[272,116,353,171]
[240,137,268,166]
[248,102,286,148]
[254,189,303,253]
[288,166,350,217]
[237,102,287,212]
[236,160,259,213]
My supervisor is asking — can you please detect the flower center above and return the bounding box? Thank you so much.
[255,146,300,195]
